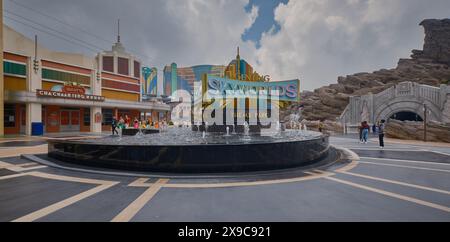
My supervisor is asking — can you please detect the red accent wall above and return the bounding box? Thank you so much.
[42,60,92,75]
[102,79,140,92]
[103,56,114,72]
[4,52,28,63]
[118,57,129,76]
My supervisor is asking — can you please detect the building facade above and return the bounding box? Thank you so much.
[339,82,450,128]
[163,63,226,97]
[3,25,170,135]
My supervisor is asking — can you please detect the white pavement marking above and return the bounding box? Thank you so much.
[338,171,450,195]
[428,150,450,157]
[359,161,450,173]
[317,174,450,213]
[112,179,169,222]
[359,157,450,166]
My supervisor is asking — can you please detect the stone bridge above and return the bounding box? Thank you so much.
[340,82,450,127]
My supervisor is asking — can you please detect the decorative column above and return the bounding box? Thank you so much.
[90,107,102,133]
[25,54,42,135]
[91,59,102,133]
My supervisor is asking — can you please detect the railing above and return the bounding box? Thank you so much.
[419,85,440,105]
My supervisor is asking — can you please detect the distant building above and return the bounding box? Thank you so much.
[163,63,226,97]
[142,67,157,96]
[162,48,272,98]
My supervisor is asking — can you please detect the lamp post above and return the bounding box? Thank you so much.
[423,103,428,142]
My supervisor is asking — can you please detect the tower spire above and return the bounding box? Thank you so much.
[117,19,121,43]
[236,46,241,80]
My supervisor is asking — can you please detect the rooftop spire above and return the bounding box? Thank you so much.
[117,19,121,43]
[236,46,240,60]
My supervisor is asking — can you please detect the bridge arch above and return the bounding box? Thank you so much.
[374,98,440,122]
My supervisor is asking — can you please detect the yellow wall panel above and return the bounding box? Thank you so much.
[102,89,139,102]
[4,76,26,91]
[42,81,59,91]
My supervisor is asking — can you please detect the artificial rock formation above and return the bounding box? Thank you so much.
[283,19,450,123]
[386,119,450,143]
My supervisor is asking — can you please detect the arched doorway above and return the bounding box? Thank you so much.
[390,111,423,122]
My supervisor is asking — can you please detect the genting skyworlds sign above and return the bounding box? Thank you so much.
[204,75,300,102]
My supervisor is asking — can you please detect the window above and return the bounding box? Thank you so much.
[4,104,16,128]
[103,56,114,72]
[134,61,141,79]
[84,108,91,126]
[102,109,113,125]
[4,62,26,76]
[42,69,90,85]
[118,57,129,76]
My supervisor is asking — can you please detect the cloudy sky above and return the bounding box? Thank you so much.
[4,0,450,91]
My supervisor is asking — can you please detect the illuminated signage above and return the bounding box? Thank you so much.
[204,75,300,102]
[37,89,105,102]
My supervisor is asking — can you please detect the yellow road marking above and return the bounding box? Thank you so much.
[0,161,46,172]
[338,171,450,195]
[0,172,29,180]
[29,171,115,185]
[13,183,117,222]
[334,160,359,173]
[360,157,450,166]
[360,161,450,173]
[5,171,118,222]
[0,144,47,158]
[323,176,450,213]
[112,179,169,222]
[128,178,151,187]
[164,172,331,188]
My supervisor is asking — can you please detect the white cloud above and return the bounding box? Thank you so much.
[5,0,450,92]
[251,0,450,91]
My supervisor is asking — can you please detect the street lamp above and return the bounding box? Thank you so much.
[423,103,428,142]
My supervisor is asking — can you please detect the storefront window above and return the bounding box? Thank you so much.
[4,104,16,128]
[102,109,113,125]
[84,108,91,126]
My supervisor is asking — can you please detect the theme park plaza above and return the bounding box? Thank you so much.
[0,0,449,225]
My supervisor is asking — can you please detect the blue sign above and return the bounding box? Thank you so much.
[205,75,300,102]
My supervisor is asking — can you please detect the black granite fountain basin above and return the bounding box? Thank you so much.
[47,132,329,173]
[121,129,160,136]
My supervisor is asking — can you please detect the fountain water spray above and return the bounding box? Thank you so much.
[241,121,252,141]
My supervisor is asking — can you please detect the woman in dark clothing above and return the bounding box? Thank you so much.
[378,120,386,148]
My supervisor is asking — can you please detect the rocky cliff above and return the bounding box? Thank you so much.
[386,119,450,143]
[283,19,450,122]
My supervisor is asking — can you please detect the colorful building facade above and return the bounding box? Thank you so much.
[2,25,170,135]
[163,63,226,96]
[142,67,157,95]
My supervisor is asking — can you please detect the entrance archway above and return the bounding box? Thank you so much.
[390,111,423,122]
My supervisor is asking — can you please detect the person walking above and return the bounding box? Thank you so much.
[358,122,364,143]
[378,120,386,148]
[111,117,118,135]
[362,121,370,144]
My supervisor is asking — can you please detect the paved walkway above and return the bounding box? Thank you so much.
[0,134,449,222]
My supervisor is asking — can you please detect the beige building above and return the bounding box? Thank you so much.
[2,24,170,135]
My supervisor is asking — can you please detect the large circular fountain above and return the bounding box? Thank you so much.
[47,125,330,173]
